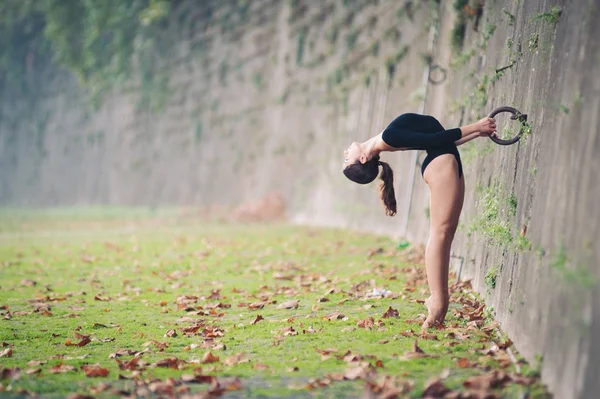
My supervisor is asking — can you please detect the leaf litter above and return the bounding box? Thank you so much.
[0,219,549,398]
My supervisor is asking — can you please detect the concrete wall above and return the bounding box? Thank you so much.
[1,0,599,397]
[410,1,600,398]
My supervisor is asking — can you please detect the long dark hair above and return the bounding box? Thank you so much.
[343,156,397,216]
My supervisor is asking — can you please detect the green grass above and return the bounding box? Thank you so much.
[0,210,548,398]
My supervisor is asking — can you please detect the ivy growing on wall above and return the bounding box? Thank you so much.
[0,0,176,110]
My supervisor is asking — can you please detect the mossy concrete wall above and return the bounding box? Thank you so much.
[1,1,599,397]
[408,2,600,398]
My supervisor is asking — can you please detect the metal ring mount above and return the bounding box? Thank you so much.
[488,106,528,145]
[428,64,447,85]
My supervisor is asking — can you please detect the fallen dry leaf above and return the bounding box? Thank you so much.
[164,329,177,338]
[343,366,366,380]
[49,363,76,374]
[382,306,400,318]
[116,357,141,371]
[81,364,109,377]
[253,363,269,370]
[109,349,137,358]
[1,367,21,380]
[89,383,112,394]
[357,317,375,329]
[464,370,509,390]
[0,348,12,358]
[201,351,220,364]
[422,377,452,397]
[65,337,91,347]
[223,353,249,366]
[324,312,347,321]
[251,315,264,325]
[26,360,45,367]
[277,300,299,309]
[154,357,185,369]
[24,368,41,375]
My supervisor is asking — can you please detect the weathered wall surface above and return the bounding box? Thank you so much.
[1,1,599,398]
[408,1,600,398]
[0,0,437,237]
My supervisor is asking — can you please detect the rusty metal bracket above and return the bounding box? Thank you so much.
[488,106,528,146]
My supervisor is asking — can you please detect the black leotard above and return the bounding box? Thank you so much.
[381,113,463,178]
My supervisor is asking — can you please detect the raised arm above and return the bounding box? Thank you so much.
[454,131,481,146]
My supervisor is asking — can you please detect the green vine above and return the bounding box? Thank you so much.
[1,0,176,110]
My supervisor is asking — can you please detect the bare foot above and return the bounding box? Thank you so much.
[422,295,448,330]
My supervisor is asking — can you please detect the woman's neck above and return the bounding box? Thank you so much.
[361,133,384,159]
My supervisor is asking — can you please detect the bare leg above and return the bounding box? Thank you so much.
[422,154,465,329]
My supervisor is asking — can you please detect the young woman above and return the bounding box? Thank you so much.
[343,113,497,329]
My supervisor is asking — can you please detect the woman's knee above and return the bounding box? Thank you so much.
[430,221,457,242]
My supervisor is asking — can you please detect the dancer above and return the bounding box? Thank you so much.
[343,113,496,328]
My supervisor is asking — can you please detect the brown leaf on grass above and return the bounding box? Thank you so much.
[223,353,249,366]
[253,363,269,370]
[164,329,178,338]
[1,367,21,380]
[251,315,264,325]
[24,368,41,375]
[278,300,299,309]
[116,357,141,371]
[62,313,80,318]
[65,337,91,347]
[287,366,299,372]
[1,342,9,347]
[27,360,45,367]
[400,340,438,360]
[49,363,76,374]
[94,295,112,302]
[143,340,169,351]
[73,332,90,340]
[419,330,439,341]
[65,394,95,399]
[181,373,216,384]
[208,377,243,393]
[455,357,478,368]
[343,366,366,380]
[364,375,413,398]
[317,297,329,302]
[89,382,112,394]
[464,370,509,390]
[382,306,400,318]
[248,301,266,310]
[201,352,220,364]
[81,364,109,377]
[21,279,37,287]
[281,326,298,337]
[148,381,175,395]
[323,312,347,321]
[0,348,12,358]
[422,378,452,397]
[357,317,375,329]
[109,349,137,358]
[341,351,362,363]
[154,357,185,369]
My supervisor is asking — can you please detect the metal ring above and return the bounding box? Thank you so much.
[488,106,528,145]
[428,64,447,85]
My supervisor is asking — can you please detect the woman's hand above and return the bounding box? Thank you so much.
[476,116,497,136]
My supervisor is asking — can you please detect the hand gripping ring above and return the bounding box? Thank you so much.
[488,106,528,145]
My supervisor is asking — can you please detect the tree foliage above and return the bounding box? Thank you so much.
[0,0,172,105]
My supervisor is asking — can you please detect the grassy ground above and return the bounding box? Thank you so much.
[0,209,549,398]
